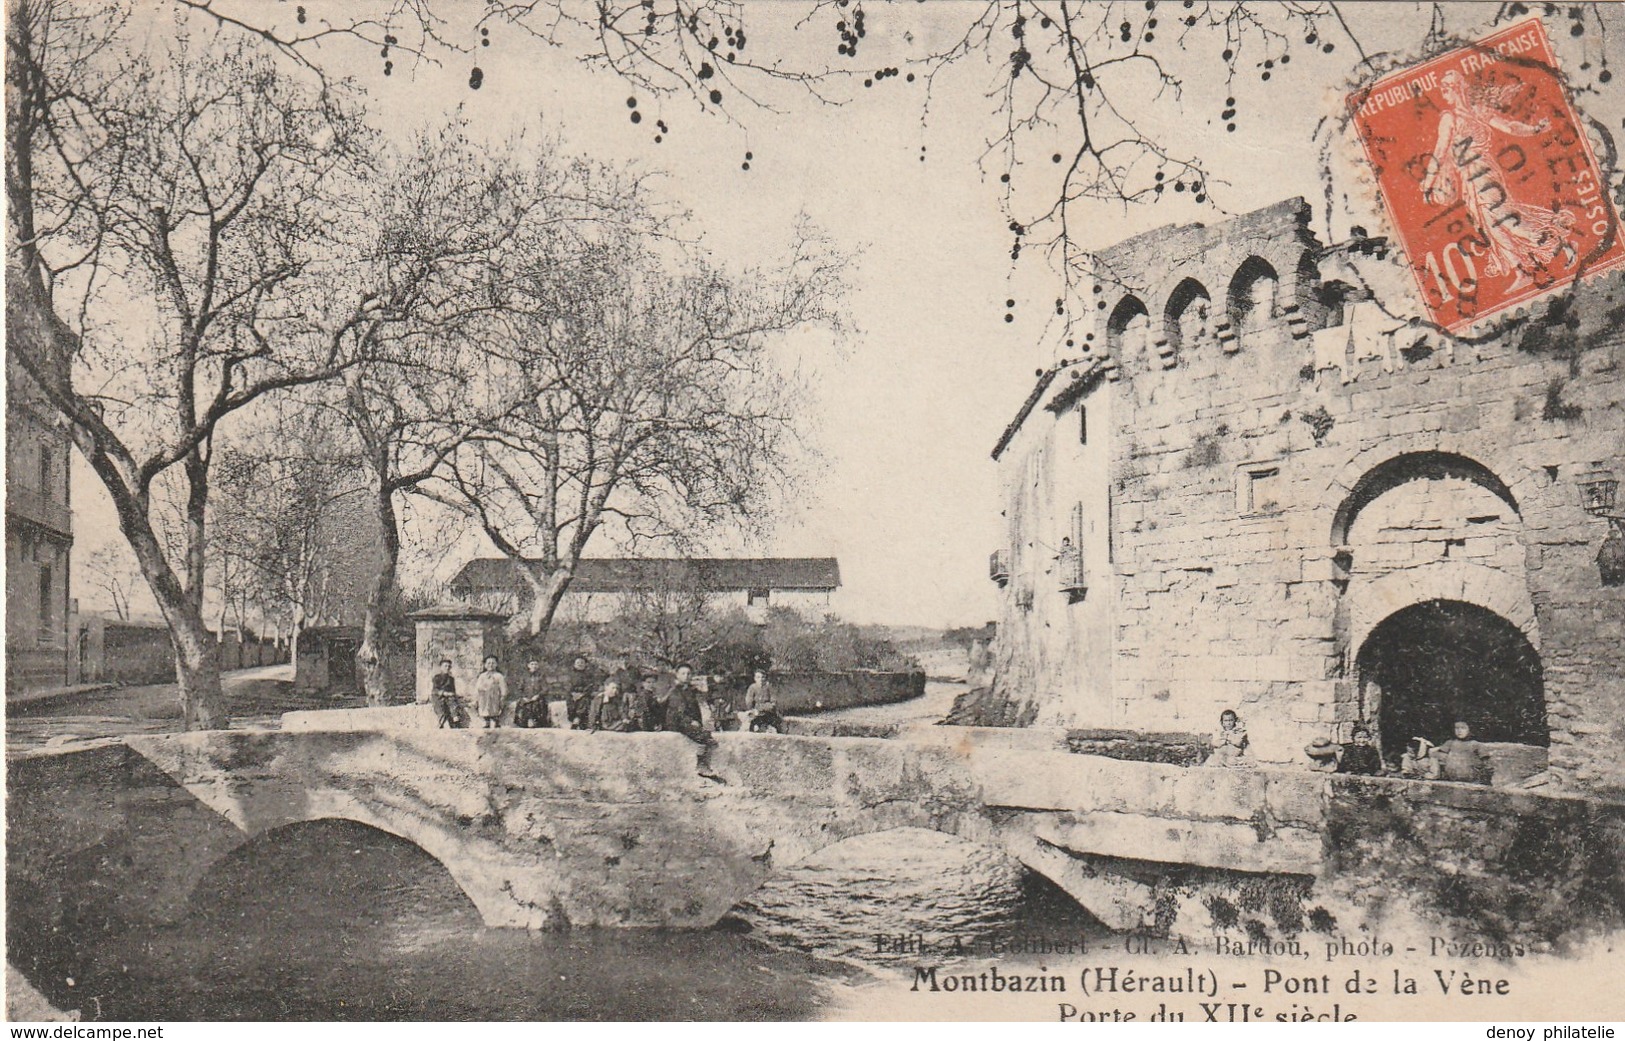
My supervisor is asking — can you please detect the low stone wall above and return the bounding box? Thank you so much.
[1322,774,1625,948]
[1064,727,1210,766]
[770,670,925,713]
[97,621,175,686]
[281,701,571,731]
[218,633,287,672]
[782,718,901,740]
[282,704,434,730]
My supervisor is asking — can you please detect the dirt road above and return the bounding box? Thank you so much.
[4,665,362,754]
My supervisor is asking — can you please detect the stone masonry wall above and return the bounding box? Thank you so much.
[993,197,1625,796]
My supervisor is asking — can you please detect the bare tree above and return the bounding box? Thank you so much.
[211,434,370,664]
[335,122,589,706]
[81,542,142,621]
[425,219,847,640]
[5,2,542,726]
[597,563,718,669]
[163,3,1380,291]
[5,4,391,725]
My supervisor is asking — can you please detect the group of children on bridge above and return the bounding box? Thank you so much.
[1205,709,1494,784]
[427,655,782,747]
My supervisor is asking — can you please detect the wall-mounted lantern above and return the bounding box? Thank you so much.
[989,550,1011,587]
[1579,468,1618,515]
[1578,467,1625,586]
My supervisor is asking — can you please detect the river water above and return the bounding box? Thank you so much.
[54,816,1104,1022]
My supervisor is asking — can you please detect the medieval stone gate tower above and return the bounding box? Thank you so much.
[991,197,1625,797]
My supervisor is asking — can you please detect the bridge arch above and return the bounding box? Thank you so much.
[1327,445,1543,751]
[186,817,485,925]
[1324,437,1546,550]
[178,804,538,930]
[1345,560,1540,656]
[734,822,1143,936]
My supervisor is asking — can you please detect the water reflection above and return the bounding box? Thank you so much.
[734,828,1104,965]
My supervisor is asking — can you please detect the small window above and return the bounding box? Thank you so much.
[747,588,771,606]
[39,445,52,495]
[1246,467,1281,514]
[38,564,53,642]
[1078,406,1088,445]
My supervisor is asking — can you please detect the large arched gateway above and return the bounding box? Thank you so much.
[1329,445,1549,768]
[1356,599,1547,762]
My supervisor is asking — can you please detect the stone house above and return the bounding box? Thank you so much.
[448,557,841,625]
[6,358,74,693]
[990,197,1625,796]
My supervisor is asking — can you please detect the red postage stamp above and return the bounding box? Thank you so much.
[1349,17,1624,333]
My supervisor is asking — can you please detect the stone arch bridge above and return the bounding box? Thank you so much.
[9,723,1622,941]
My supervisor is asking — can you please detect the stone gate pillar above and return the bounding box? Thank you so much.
[410,605,511,704]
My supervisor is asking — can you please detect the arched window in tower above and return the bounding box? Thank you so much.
[1106,295,1150,361]
[1228,256,1280,336]
[1164,278,1212,355]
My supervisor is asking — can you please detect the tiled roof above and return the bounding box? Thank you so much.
[449,557,841,595]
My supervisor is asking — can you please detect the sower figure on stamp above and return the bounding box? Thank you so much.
[1420,70,1578,291]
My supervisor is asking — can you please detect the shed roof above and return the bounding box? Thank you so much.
[449,557,841,595]
[408,603,511,622]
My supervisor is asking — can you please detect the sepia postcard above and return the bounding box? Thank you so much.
[5,0,1625,1025]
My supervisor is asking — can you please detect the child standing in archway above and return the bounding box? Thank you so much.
[1435,721,1493,784]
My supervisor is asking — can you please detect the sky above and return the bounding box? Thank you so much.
[67,2,1625,629]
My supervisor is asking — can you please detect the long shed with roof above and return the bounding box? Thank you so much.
[447,557,841,623]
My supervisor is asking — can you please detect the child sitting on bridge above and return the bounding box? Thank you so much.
[588,678,634,732]
[512,659,551,728]
[430,659,468,729]
[1205,709,1251,768]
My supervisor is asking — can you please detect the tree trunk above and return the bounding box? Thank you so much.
[357,484,401,706]
[172,613,226,729]
[521,563,573,639]
[289,604,304,671]
[6,2,229,728]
